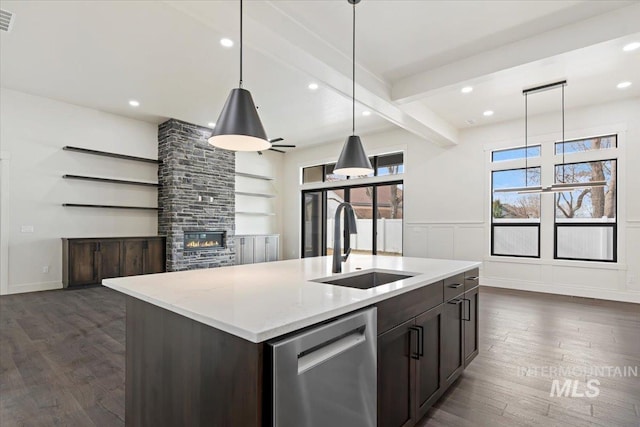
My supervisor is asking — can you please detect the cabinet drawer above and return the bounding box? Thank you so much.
[464,268,480,292]
[376,281,443,335]
[443,274,465,301]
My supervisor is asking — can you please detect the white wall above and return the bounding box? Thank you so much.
[0,89,158,294]
[281,98,640,303]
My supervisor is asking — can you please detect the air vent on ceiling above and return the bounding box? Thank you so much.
[0,9,14,32]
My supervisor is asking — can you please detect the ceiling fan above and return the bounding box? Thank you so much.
[259,138,296,155]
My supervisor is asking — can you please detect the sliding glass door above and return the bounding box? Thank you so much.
[302,180,403,258]
[302,191,323,258]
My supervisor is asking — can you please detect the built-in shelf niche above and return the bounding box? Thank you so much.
[62,203,158,211]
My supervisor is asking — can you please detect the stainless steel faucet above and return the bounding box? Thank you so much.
[332,202,358,273]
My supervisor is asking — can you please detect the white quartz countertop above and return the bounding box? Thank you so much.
[103,255,481,343]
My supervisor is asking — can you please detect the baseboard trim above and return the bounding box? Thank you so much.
[482,277,640,304]
[6,281,63,295]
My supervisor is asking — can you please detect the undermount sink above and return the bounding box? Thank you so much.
[313,269,417,290]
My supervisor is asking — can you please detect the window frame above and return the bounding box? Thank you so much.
[301,179,404,257]
[553,156,618,263]
[302,152,404,184]
[490,165,542,259]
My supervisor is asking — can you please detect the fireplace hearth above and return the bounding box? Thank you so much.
[184,231,226,252]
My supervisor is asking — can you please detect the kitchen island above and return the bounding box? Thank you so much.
[104,255,481,427]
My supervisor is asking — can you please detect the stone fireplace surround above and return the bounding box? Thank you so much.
[158,119,235,271]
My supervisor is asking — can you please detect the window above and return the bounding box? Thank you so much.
[302,181,403,258]
[489,135,618,263]
[302,152,404,184]
[491,167,541,257]
[554,158,617,262]
[492,145,541,162]
[555,135,616,155]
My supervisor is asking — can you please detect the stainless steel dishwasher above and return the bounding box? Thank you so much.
[268,307,377,427]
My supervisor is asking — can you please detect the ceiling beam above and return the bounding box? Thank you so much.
[166,0,459,146]
[392,3,640,104]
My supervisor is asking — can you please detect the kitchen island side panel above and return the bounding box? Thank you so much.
[125,296,263,427]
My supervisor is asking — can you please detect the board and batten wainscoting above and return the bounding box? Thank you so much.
[404,220,640,303]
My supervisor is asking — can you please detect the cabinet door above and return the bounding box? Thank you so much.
[144,239,165,274]
[68,241,98,286]
[378,319,416,427]
[464,286,479,367]
[99,241,121,280]
[253,236,266,263]
[442,298,465,387]
[122,240,145,276]
[237,237,254,265]
[265,235,278,262]
[415,305,443,419]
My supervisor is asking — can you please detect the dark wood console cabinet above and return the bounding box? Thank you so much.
[62,236,165,288]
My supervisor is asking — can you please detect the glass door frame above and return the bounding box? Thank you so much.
[301,179,403,258]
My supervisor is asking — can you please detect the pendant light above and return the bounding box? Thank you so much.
[208,0,271,152]
[333,0,373,176]
[494,80,605,194]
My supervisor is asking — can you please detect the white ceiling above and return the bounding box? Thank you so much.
[1,0,639,149]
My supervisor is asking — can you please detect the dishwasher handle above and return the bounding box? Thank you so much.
[297,327,366,374]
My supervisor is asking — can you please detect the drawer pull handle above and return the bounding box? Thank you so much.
[466,276,479,281]
[447,283,463,288]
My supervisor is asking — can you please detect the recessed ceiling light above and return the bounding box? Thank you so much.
[128,100,140,107]
[483,110,494,117]
[616,81,632,89]
[208,122,216,128]
[461,86,473,94]
[308,83,319,90]
[220,38,234,48]
[362,111,371,116]
[623,42,640,52]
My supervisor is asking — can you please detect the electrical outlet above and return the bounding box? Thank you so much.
[21,225,34,233]
[42,265,49,274]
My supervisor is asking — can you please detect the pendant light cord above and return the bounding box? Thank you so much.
[239,0,243,88]
[561,84,565,183]
[525,92,528,185]
[352,2,356,135]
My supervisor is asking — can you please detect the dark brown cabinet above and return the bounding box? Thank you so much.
[377,269,480,427]
[415,305,443,419]
[463,285,480,366]
[442,297,465,387]
[378,319,416,427]
[62,236,165,288]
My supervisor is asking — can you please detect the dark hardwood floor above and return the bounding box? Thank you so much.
[1,286,638,426]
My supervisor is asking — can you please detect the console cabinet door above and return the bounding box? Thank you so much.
[99,241,121,280]
[237,237,254,265]
[378,319,416,427]
[415,305,443,419]
[68,241,98,286]
[122,240,145,276]
[464,286,479,366]
[442,298,465,387]
[265,235,278,262]
[253,236,266,263]
[144,239,165,274]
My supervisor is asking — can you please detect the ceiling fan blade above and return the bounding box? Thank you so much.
[271,144,296,148]
[269,137,284,143]
[269,148,286,153]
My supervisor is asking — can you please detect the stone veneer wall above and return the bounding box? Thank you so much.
[158,119,235,271]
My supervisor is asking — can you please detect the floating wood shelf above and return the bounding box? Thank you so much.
[63,174,159,187]
[63,203,159,211]
[235,211,276,216]
[63,146,160,164]
[235,191,276,198]
[235,172,274,181]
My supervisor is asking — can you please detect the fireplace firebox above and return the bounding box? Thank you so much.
[184,231,226,252]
